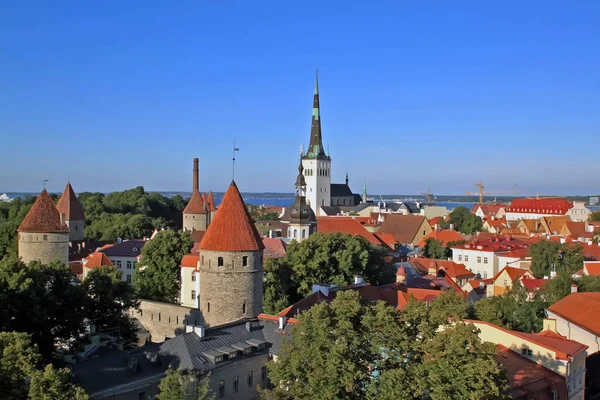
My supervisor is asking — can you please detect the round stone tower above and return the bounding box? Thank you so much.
[197,181,264,327]
[17,189,70,265]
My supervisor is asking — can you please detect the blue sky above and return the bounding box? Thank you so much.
[1,1,598,195]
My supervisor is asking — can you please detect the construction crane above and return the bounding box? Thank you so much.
[420,189,434,203]
[465,182,520,204]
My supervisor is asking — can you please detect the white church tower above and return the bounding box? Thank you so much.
[302,71,331,216]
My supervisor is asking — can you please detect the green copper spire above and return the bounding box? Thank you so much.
[305,69,329,160]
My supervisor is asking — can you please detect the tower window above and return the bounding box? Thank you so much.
[201,255,204,265]
[191,272,196,281]
[302,230,306,239]
[243,256,248,266]
[218,257,223,266]
[207,302,210,312]
[243,301,246,314]
[43,235,47,241]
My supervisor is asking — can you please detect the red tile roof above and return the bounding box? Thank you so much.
[472,203,506,217]
[485,218,507,228]
[378,214,429,244]
[520,278,550,292]
[183,190,207,215]
[83,252,114,268]
[17,190,70,233]
[584,261,600,276]
[189,229,205,244]
[206,191,216,212]
[316,217,380,245]
[428,216,443,227]
[180,254,199,268]
[548,292,600,336]
[262,237,287,259]
[507,199,572,215]
[373,233,398,251]
[492,266,532,283]
[411,257,475,280]
[452,235,530,253]
[417,229,465,247]
[56,183,85,221]
[199,181,264,252]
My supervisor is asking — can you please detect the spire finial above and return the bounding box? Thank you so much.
[345,172,349,186]
[232,140,240,180]
[314,68,319,94]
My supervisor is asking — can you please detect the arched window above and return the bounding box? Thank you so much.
[218,257,223,267]
[301,230,306,239]
[293,229,298,238]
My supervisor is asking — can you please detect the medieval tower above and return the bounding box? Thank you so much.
[197,181,264,327]
[17,189,70,265]
[288,155,317,242]
[56,183,85,242]
[183,158,209,232]
[302,71,331,216]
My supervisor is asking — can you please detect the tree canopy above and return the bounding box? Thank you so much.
[134,230,194,303]
[156,368,213,400]
[589,211,600,222]
[441,206,483,235]
[528,240,584,278]
[247,204,281,222]
[0,196,35,259]
[261,290,508,400]
[262,233,395,314]
[422,238,447,259]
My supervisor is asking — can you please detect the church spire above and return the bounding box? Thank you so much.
[305,70,328,160]
[362,180,368,203]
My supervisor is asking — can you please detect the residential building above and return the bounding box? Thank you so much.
[505,199,573,222]
[17,189,70,265]
[55,183,85,242]
[419,205,449,220]
[566,202,591,222]
[546,292,600,356]
[82,252,115,280]
[409,257,475,287]
[484,266,535,297]
[180,254,200,308]
[471,203,506,220]
[482,218,508,234]
[98,240,145,283]
[377,214,433,245]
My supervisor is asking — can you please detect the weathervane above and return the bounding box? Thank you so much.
[232,140,240,180]
[43,180,49,190]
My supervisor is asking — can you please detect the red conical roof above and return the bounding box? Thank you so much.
[207,191,215,211]
[183,190,207,214]
[18,190,70,233]
[199,181,264,251]
[56,183,85,221]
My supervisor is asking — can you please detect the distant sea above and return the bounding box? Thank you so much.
[2,192,598,211]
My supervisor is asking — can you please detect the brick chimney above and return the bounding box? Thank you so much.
[571,284,578,293]
[193,158,199,192]
[396,267,407,284]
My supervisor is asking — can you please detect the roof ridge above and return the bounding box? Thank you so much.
[18,190,70,233]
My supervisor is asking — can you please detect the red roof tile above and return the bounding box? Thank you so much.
[198,181,264,252]
[189,229,205,244]
[417,230,465,247]
[56,183,85,221]
[411,257,475,280]
[180,254,199,268]
[428,216,443,227]
[472,203,506,216]
[83,252,114,268]
[548,292,600,336]
[584,261,600,276]
[317,217,381,245]
[378,214,429,244]
[507,199,572,215]
[17,190,70,233]
[492,266,532,283]
[183,190,207,215]
[520,278,550,292]
[262,237,287,259]
[206,191,216,212]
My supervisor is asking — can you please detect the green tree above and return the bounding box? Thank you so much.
[0,332,40,400]
[422,238,447,259]
[82,266,139,343]
[28,365,89,400]
[447,206,483,234]
[157,368,213,400]
[428,290,473,323]
[247,204,281,222]
[577,275,600,292]
[134,230,193,303]
[589,211,600,222]
[263,233,394,312]
[0,196,35,259]
[474,296,505,326]
[262,258,291,315]
[529,240,584,278]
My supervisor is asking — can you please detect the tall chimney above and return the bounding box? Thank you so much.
[193,158,199,192]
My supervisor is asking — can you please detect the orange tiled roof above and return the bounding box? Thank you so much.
[507,199,572,215]
[83,252,114,268]
[17,190,70,233]
[561,221,586,238]
[373,233,398,251]
[56,183,85,221]
[180,254,199,268]
[485,218,507,228]
[199,181,264,252]
[548,292,600,336]
[492,266,531,283]
[472,203,506,216]
[428,216,443,227]
[183,190,207,215]
[206,191,216,212]
[411,257,475,280]
[417,229,465,247]
[584,261,600,276]
[316,217,381,245]
[520,278,549,292]
[263,237,287,259]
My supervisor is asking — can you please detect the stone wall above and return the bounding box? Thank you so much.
[18,232,69,265]
[198,249,263,327]
[66,219,85,242]
[132,300,205,343]
[183,213,208,232]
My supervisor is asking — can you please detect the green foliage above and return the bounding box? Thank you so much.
[82,266,139,343]
[134,230,194,303]
[428,290,473,323]
[247,204,281,222]
[263,233,394,313]
[80,187,187,242]
[589,211,600,222]
[28,364,89,400]
[0,332,40,399]
[0,196,35,259]
[422,238,447,259]
[446,206,483,234]
[577,274,600,292]
[157,368,213,400]
[529,240,584,278]
[262,291,508,400]
[0,256,87,361]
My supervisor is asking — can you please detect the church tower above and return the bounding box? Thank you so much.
[17,190,70,265]
[362,181,368,203]
[288,155,317,242]
[183,158,208,232]
[197,181,264,327]
[56,183,85,242]
[302,71,331,216]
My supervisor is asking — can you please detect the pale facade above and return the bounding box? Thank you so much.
[566,202,591,222]
[302,158,330,216]
[18,232,69,265]
[420,205,449,219]
[105,255,138,283]
[545,312,600,356]
[180,267,200,308]
[451,247,498,279]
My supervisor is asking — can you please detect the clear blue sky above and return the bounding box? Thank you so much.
[1,1,599,195]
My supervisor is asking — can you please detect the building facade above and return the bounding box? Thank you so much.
[287,156,317,242]
[99,240,145,283]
